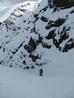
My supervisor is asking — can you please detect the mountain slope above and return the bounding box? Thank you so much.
[0,0,74,76]
[0,0,74,98]
[0,0,37,22]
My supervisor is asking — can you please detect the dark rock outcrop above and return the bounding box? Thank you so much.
[48,0,74,8]
[24,37,36,53]
[45,18,65,30]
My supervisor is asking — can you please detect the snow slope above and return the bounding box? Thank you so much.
[0,66,74,98]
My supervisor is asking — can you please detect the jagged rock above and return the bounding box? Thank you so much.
[58,32,69,45]
[40,16,48,22]
[31,26,37,33]
[45,30,56,39]
[39,6,48,13]
[24,66,30,70]
[63,40,74,52]
[53,39,59,48]
[52,32,69,48]
[45,18,65,29]
[35,61,46,66]
[42,42,51,49]
[29,53,41,62]
[34,14,39,19]
[24,37,36,53]
[23,60,26,65]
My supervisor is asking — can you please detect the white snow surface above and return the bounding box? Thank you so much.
[0,65,74,98]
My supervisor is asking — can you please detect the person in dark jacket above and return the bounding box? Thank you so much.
[39,69,43,76]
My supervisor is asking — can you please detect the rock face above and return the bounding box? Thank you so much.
[45,18,66,29]
[24,37,37,53]
[0,0,74,75]
[48,0,74,8]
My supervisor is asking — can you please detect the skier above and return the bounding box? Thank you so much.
[39,69,43,76]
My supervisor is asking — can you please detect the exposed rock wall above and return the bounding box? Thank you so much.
[48,0,74,8]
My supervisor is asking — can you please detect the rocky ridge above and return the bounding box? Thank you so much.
[0,0,74,75]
